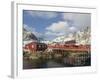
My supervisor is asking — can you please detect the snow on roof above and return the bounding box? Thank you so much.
[23,40,37,47]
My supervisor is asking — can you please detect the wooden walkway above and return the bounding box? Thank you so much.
[48,45,90,52]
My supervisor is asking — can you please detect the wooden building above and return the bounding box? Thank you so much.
[23,42,47,53]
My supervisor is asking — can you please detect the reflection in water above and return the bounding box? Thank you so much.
[23,51,91,69]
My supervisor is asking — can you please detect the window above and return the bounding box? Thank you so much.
[32,45,34,48]
[26,46,28,49]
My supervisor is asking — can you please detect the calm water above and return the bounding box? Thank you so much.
[23,52,91,69]
[23,59,70,69]
[23,58,90,69]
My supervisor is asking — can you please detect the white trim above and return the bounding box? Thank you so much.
[11,1,97,78]
[11,1,18,78]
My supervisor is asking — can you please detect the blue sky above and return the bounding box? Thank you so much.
[23,10,91,41]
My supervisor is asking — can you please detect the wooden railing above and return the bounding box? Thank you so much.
[48,45,90,52]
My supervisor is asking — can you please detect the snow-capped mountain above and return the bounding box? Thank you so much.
[75,27,90,45]
[23,28,38,41]
[23,26,90,45]
[51,27,90,45]
[52,33,75,43]
[41,40,52,44]
[23,28,38,46]
[53,35,66,43]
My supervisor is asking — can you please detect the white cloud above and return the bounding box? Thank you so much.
[62,13,91,30]
[45,21,77,37]
[45,21,69,37]
[26,11,58,19]
[46,21,69,32]
[69,26,77,32]
[24,24,42,37]
[45,31,65,36]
